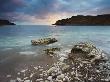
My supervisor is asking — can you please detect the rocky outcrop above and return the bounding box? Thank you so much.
[31,38,58,45]
[54,14,110,25]
[0,19,15,26]
[69,42,108,63]
[64,42,110,82]
[44,47,60,56]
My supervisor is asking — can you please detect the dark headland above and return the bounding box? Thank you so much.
[0,19,15,26]
[53,14,110,26]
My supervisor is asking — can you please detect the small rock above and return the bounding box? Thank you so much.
[57,74,65,80]
[36,78,43,82]
[47,76,52,81]
[34,67,38,70]
[17,72,20,75]
[47,67,56,74]
[24,80,31,82]
[7,75,11,78]
[10,80,16,82]
[16,77,22,82]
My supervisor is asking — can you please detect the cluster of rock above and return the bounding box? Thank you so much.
[65,42,110,82]
[31,38,60,56]
[54,14,110,26]
[10,42,110,82]
[69,42,108,63]
[44,48,60,56]
[31,38,57,45]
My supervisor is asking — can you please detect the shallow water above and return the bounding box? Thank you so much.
[0,25,110,53]
[0,25,110,81]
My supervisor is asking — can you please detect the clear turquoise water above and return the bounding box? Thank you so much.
[1,25,110,82]
[0,25,110,54]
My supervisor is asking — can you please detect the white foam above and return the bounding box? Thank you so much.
[67,44,73,47]
[28,36,33,37]
[64,49,71,53]
[59,53,66,56]
[57,43,62,46]
[2,48,13,51]
[58,49,71,61]
[21,69,28,73]
[59,57,66,61]
[19,51,36,55]
[47,44,53,46]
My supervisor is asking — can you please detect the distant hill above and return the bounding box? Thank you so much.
[53,14,110,26]
[0,19,15,26]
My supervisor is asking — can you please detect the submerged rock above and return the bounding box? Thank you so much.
[44,47,60,55]
[31,38,57,45]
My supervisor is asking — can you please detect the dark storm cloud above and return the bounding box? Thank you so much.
[22,0,110,16]
[0,0,110,24]
[0,0,59,21]
[58,0,110,14]
[22,0,59,18]
[0,0,25,20]
[0,0,25,13]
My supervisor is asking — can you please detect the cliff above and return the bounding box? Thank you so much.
[0,19,15,26]
[54,14,110,25]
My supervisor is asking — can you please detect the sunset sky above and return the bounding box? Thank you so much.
[0,0,110,25]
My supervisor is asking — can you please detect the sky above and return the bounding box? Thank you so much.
[0,0,110,25]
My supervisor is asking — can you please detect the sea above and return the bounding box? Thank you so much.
[0,25,110,81]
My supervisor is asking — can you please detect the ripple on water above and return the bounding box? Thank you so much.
[28,36,33,37]
[2,48,13,51]
[19,51,36,55]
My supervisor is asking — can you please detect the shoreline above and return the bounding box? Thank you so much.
[53,24,110,26]
[53,14,110,26]
[0,42,110,82]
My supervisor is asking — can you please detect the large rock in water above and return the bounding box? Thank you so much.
[69,42,108,63]
[64,42,110,82]
[31,38,57,45]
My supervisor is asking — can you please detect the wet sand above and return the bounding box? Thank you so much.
[0,48,59,82]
